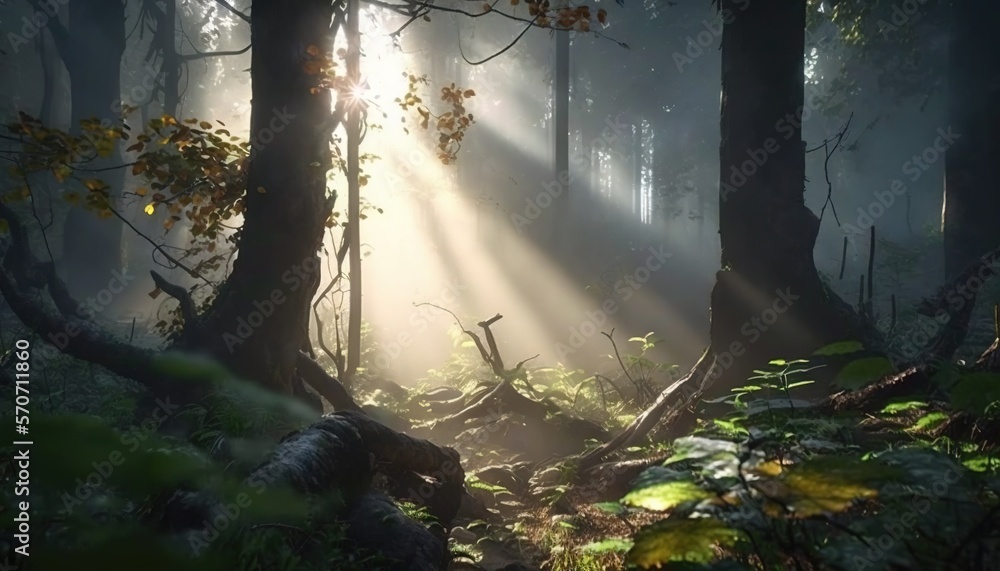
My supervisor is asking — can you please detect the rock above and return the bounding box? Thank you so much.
[473,465,527,495]
[450,526,477,544]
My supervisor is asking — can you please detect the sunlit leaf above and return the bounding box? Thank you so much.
[773,456,894,517]
[623,480,711,511]
[627,518,739,567]
[911,411,949,432]
[579,538,632,554]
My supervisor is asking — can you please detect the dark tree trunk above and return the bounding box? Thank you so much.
[161,0,181,118]
[706,0,847,398]
[59,0,127,300]
[942,1,1000,280]
[201,0,335,395]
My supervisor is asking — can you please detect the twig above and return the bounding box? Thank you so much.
[839,236,847,280]
[867,225,875,313]
[601,329,645,402]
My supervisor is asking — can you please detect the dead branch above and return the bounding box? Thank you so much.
[577,347,716,472]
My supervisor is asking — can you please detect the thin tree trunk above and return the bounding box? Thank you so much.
[345,0,362,389]
[552,29,570,255]
[161,0,181,118]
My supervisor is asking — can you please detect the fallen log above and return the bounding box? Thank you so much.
[164,410,463,568]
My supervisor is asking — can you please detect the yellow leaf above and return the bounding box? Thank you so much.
[199,121,213,130]
[144,203,155,215]
[256,186,267,194]
[135,187,148,197]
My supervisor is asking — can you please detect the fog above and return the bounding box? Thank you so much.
[0,0,958,384]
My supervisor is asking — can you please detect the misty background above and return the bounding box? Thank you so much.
[0,0,963,384]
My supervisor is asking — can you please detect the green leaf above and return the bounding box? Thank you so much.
[627,518,740,567]
[778,456,895,516]
[593,501,628,515]
[623,480,712,511]
[579,538,633,554]
[813,340,865,356]
[30,414,211,496]
[785,380,815,389]
[880,400,927,415]
[911,411,949,432]
[665,437,738,465]
[35,527,222,571]
[833,357,894,390]
[950,372,1000,414]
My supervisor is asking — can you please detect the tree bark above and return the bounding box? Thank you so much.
[57,0,127,300]
[165,411,461,569]
[707,0,847,398]
[201,0,336,396]
[942,1,1000,281]
[345,0,362,389]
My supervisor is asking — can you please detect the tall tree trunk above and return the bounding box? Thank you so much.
[345,0,362,389]
[706,0,847,398]
[552,30,570,256]
[162,0,181,118]
[59,0,126,300]
[942,1,1000,280]
[202,0,335,395]
[632,119,642,220]
[36,31,60,126]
